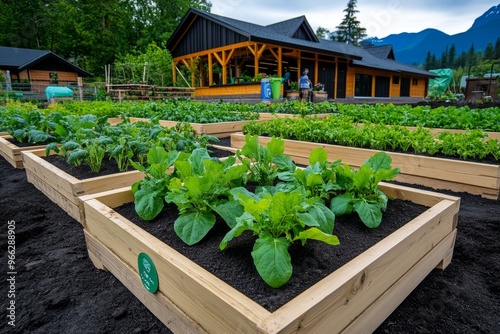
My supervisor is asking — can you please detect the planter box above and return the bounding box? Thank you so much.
[82,183,460,334]
[285,92,299,101]
[158,119,251,138]
[231,133,500,200]
[258,112,331,121]
[0,135,47,168]
[119,117,251,138]
[21,149,145,223]
[0,118,135,168]
[312,91,328,102]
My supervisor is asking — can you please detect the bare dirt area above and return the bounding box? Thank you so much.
[0,155,499,333]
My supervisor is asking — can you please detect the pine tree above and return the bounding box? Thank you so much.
[333,0,367,45]
[484,42,495,60]
[448,44,456,68]
[495,38,500,59]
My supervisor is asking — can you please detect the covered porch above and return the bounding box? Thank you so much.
[172,41,345,100]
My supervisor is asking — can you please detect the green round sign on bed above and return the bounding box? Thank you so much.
[138,252,159,293]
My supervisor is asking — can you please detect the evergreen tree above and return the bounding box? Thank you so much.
[424,51,433,70]
[448,44,456,68]
[333,0,367,45]
[431,54,438,69]
[440,46,449,68]
[484,42,495,60]
[466,44,476,66]
[495,38,500,59]
[315,26,331,39]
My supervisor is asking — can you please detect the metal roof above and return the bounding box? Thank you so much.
[168,8,437,77]
[0,46,93,77]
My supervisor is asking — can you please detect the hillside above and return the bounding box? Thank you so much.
[365,4,500,65]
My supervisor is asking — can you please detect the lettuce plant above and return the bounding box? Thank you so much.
[278,147,342,201]
[236,134,294,186]
[131,146,183,221]
[220,186,339,288]
[165,148,248,245]
[330,152,400,228]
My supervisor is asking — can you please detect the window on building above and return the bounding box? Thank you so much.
[412,78,418,85]
[393,76,400,85]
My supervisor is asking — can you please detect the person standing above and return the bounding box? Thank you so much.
[282,67,291,99]
[299,68,311,102]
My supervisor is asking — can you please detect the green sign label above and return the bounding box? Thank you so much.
[138,252,159,293]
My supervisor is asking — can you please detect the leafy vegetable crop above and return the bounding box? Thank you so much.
[242,116,500,162]
[329,152,400,228]
[165,148,248,245]
[236,134,295,186]
[220,186,339,288]
[131,134,399,288]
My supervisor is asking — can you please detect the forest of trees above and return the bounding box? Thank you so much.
[1,0,498,88]
[0,0,211,79]
[423,38,500,73]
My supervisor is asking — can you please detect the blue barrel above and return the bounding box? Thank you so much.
[45,86,73,101]
[261,78,271,102]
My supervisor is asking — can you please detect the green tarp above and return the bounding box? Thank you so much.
[428,68,453,96]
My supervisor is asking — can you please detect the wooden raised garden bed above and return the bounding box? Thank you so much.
[81,183,460,333]
[0,135,47,168]
[230,133,500,200]
[258,113,331,121]
[118,117,250,138]
[21,149,145,223]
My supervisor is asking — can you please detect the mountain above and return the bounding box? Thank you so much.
[364,4,500,65]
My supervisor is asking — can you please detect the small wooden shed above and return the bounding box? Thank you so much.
[166,8,437,101]
[0,46,93,97]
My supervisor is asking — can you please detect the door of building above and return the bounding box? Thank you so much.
[318,61,335,98]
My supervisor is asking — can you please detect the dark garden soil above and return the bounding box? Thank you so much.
[1,148,500,333]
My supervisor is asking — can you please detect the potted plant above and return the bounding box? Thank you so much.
[287,81,300,100]
[312,83,327,102]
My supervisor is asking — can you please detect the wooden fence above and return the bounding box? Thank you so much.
[106,84,195,101]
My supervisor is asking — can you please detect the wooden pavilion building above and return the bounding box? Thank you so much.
[167,8,437,102]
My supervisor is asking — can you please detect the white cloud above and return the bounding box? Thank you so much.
[209,0,499,37]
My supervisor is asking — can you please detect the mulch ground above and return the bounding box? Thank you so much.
[0,153,499,333]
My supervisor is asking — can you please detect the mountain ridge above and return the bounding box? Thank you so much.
[365,4,500,65]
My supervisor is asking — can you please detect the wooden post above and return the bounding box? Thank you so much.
[77,77,83,101]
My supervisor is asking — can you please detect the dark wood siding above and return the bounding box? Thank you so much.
[400,77,410,97]
[171,17,248,57]
[318,61,335,98]
[375,76,390,97]
[336,62,347,98]
[292,23,316,42]
[355,74,372,97]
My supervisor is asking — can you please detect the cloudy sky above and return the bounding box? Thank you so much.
[208,0,499,38]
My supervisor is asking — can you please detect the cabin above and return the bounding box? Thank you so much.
[166,8,437,102]
[0,46,93,99]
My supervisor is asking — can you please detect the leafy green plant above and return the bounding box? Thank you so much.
[330,152,400,228]
[165,148,248,245]
[242,115,500,162]
[236,134,295,186]
[278,147,342,202]
[131,146,183,220]
[3,110,61,144]
[220,186,339,288]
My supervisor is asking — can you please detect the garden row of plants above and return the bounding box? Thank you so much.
[328,103,500,132]
[0,106,218,173]
[3,99,500,130]
[131,134,400,288]
[45,116,219,173]
[242,116,500,161]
